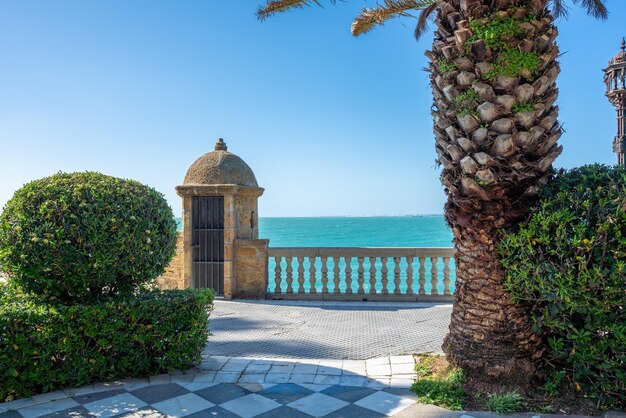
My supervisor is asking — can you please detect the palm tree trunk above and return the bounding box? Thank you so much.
[443,209,542,389]
[425,0,561,389]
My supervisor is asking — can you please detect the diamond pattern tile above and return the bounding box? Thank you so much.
[152,393,214,417]
[257,384,314,404]
[287,393,349,417]
[354,391,414,416]
[325,404,387,418]
[321,386,377,403]
[118,406,167,417]
[38,406,96,418]
[186,406,241,417]
[130,384,189,404]
[380,387,415,400]
[254,405,314,418]
[219,394,280,418]
[74,389,127,405]
[19,398,81,418]
[194,383,251,405]
[82,393,147,418]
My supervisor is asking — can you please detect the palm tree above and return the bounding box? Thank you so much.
[255,0,608,388]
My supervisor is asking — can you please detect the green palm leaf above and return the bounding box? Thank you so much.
[257,0,335,21]
[351,0,437,36]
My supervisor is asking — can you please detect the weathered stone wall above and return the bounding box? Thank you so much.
[155,233,184,289]
[235,194,259,240]
[234,239,269,298]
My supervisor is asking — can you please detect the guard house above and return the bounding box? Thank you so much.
[176,139,269,299]
[604,37,626,165]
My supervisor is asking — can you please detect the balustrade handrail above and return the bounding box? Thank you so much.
[266,246,456,301]
[267,247,456,257]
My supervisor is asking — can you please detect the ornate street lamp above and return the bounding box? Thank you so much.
[604,37,626,165]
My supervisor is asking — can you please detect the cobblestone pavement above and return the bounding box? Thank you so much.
[2,356,624,418]
[204,300,453,359]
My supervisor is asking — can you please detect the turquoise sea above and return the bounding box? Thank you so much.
[258,216,453,248]
[177,216,453,247]
[176,216,455,293]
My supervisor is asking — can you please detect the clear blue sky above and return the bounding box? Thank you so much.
[0,1,624,217]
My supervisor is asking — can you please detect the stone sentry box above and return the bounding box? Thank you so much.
[175,139,269,299]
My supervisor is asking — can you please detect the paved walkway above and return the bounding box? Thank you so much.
[204,300,452,359]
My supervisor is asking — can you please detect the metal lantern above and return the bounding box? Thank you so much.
[604,37,626,165]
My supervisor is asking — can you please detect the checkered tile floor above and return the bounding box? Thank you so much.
[3,379,615,418]
[1,356,428,418]
[3,382,423,418]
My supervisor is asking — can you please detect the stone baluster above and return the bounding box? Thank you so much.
[406,257,414,295]
[309,256,317,294]
[297,256,305,294]
[369,257,377,294]
[268,249,455,298]
[418,256,426,295]
[345,256,353,294]
[381,257,389,295]
[286,256,294,293]
[321,256,329,294]
[274,256,282,294]
[443,257,451,296]
[393,257,401,295]
[357,257,365,294]
[333,256,341,294]
[430,257,439,295]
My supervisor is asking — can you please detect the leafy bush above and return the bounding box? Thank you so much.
[0,283,214,402]
[499,164,626,408]
[0,172,177,303]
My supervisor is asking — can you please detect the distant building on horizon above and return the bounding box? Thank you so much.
[604,37,626,165]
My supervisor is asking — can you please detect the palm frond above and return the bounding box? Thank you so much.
[414,2,438,40]
[351,0,437,37]
[257,0,334,21]
[547,0,570,19]
[572,0,608,19]
[548,0,608,20]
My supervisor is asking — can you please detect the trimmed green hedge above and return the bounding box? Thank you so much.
[499,164,626,408]
[0,284,214,402]
[0,172,177,303]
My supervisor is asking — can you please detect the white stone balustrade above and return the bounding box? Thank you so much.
[267,247,455,302]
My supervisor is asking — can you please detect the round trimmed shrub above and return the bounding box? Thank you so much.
[0,172,177,303]
[498,164,626,408]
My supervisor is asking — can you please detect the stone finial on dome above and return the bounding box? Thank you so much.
[181,139,258,187]
[215,138,228,151]
[622,37,625,52]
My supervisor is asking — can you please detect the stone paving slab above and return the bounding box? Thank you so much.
[204,300,453,359]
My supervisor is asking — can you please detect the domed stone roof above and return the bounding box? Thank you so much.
[183,139,258,187]
[609,37,626,65]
